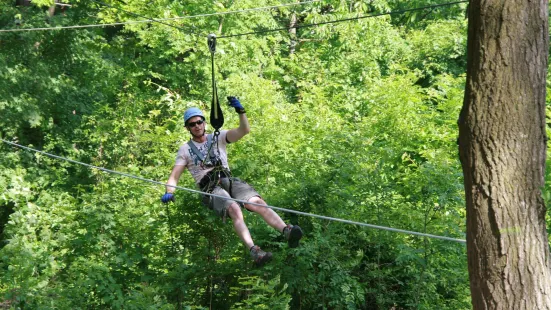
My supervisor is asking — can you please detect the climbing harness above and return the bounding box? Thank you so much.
[187,133,219,168]
[188,134,232,197]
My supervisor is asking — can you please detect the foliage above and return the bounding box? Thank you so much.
[0,0,478,308]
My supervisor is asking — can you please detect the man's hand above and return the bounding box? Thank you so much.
[227,96,246,114]
[161,192,175,203]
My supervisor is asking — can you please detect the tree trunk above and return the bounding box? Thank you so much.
[458,0,551,309]
[289,12,298,54]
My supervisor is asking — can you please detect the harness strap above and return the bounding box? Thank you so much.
[187,134,216,165]
[208,34,224,131]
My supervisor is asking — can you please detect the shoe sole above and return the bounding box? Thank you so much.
[254,252,273,267]
[288,227,303,248]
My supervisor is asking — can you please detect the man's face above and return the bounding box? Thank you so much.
[186,116,205,137]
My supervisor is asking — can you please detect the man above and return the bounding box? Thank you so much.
[161,97,303,266]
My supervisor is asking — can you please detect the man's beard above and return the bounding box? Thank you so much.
[191,128,205,138]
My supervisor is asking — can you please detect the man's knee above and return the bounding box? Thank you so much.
[245,196,267,212]
[248,196,265,204]
[227,203,242,218]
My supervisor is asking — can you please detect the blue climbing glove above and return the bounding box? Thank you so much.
[227,96,246,114]
[161,192,175,203]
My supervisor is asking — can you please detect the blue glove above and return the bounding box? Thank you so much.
[227,96,246,114]
[161,192,175,203]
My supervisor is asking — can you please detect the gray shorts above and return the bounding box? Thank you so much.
[202,177,260,218]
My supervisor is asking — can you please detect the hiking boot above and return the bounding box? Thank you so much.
[250,245,272,267]
[283,224,303,248]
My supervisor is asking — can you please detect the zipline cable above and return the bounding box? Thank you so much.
[0,0,320,33]
[0,0,466,35]
[0,138,466,244]
[0,21,141,33]
[90,0,189,32]
[217,0,468,38]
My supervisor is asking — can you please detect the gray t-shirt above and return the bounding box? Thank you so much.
[174,130,230,184]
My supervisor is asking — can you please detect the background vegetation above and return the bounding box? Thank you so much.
[0,0,548,308]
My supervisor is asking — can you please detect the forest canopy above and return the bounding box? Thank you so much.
[0,0,549,309]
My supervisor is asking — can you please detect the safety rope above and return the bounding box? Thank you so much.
[0,138,466,244]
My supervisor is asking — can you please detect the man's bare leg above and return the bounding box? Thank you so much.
[245,196,303,248]
[227,202,272,266]
[244,196,286,232]
[227,203,254,249]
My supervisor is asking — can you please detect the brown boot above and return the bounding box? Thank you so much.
[250,245,272,267]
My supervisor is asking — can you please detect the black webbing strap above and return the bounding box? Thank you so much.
[208,34,224,132]
[187,134,217,166]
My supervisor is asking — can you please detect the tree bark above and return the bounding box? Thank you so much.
[289,12,298,54]
[458,0,551,309]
